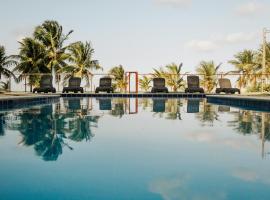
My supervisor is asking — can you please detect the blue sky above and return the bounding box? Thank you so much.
[1,0,270,73]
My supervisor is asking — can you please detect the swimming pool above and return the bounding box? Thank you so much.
[0,97,270,200]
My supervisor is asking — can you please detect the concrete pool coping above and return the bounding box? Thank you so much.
[0,93,270,101]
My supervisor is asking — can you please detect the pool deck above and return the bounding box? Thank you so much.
[0,92,270,101]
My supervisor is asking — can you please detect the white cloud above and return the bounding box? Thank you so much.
[225,32,256,43]
[235,2,265,16]
[155,0,192,7]
[187,40,218,52]
[187,32,257,52]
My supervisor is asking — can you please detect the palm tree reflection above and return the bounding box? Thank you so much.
[18,105,67,161]
[0,113,5,136]
[152,99,182,120]
[110,99,126,118]
[195,100,219,126]
[14,98,101,161]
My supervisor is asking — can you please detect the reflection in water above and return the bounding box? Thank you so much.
[110,98,126,118]
[5,99,101,161]
[1,98,270,161]
[153,99,166,113]
[187,99,200,113]
[195,101,219,126]
[98,98,112,111]
[218,105,230,113]
[0,113,5,136]
[1,97,270,199]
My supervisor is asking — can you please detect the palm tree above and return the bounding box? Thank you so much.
[0,46,16,90]
[228,50,258,88]
[139,76,151,92]
[196,61,221,93]
[164,63,186,92]
[153,63,186,92]
[34,20,72,76]
[13,38,50,91]
[109,65,127,92]
[63,41,102,86]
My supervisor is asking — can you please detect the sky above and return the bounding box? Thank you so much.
[0,0,270,73]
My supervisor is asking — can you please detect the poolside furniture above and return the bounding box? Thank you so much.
[98,98,112,110]
[216,78,240,94]
[95,77,114,93]
[33,75,56,93]
[187,99,200,113]
[62,77,84,93]
[153,99,166,112]
[151,78,169,93]
[185,76,204,93]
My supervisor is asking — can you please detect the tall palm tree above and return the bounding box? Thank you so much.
[153,63,186,92]
[109,65,127,92]
[14,38,47,91]
[196,61,221,93]
[228,50,258,88]
[0,46,16,90]
[63,41,102,86]
[139,76,151,92]
[164,63,186,92]
[13,38,50,91]
[34,20,72,74]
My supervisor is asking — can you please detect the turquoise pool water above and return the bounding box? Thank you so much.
[1,97,270,200]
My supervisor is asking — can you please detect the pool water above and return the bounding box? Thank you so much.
[1,98,270,200]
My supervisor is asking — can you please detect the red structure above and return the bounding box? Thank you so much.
[125,72,138,93]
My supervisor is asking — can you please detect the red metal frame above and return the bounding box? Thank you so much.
[125,72,138,93]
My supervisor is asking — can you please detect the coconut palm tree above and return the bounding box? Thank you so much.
[13,38,50,91]
[0,46,16,79]
[196,61,221,93]
[34,20,72,75]
[139,76,151,92]
[164,63,186,92]
[153,63,186,92]
[109,65,127,92]
[228,50,259,88]
[63,41,102,86]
